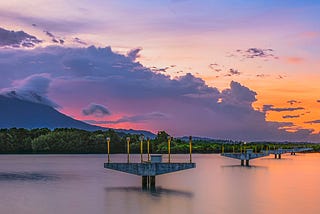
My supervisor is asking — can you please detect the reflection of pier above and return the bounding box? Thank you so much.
[221,145,313,166]
[104,136,196,189]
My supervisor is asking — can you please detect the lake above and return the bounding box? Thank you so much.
[0,153,319,214]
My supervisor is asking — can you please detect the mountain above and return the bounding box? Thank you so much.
[0,95,155,138]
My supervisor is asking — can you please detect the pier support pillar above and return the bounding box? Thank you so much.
[142,176,148,189]
[150,176,155,188]
[274,154,277,159]
[245,160,249,166]
[278,154,281,159]
[241,160,244,166]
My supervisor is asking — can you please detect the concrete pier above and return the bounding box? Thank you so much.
[267,147,312,159]
[104,155,195,188]
[221,149,269,166]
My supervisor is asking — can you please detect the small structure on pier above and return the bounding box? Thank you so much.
[104,136,196,189]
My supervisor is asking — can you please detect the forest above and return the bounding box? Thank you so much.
[0,128,318,154]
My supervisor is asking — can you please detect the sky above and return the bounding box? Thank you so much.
[0,0,320,142]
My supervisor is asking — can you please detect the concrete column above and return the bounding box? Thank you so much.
[142,176,148,188]
[150,176,156,188]
[275,154,277,159]
[241,160,244,166]
[278,154,281,159]
[245,160,249,166]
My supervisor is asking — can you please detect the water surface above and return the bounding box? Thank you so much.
[0,153,319,214]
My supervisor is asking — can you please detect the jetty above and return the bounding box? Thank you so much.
[104,136,196,189]
[221,143,313,166]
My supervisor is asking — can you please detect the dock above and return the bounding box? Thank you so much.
[221,149,268,166]
[221,144,313,165]
[104,136,196,189]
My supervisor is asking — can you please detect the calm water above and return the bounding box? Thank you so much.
[0,153,320,214]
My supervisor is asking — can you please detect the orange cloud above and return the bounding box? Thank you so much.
[284,57,304,64]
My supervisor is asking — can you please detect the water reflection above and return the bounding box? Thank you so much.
[105,186,194,198]
[0,172,59,182]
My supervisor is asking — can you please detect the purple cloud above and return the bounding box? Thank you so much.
[282,115,300,119]
[0,73,58,108]
[305,120,320,124]
[231,48,277,60]
[263,105,304,112]
[82,103,111,117]
[84,112,168,124]
[226,68,240,76]
[0,45,319,141]
[127,47,142,61]
[287,100,301,105]
[0,27,42,48]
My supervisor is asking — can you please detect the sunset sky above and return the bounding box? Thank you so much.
[1,0,320,141]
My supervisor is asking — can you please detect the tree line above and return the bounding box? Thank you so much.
[0,128,318,154]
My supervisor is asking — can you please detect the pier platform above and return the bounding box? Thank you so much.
[221,149,268,166]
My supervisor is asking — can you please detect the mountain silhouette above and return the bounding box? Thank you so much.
[0,95,155,138]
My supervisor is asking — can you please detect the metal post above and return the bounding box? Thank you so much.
[189,136,192,163]
[167,136,171,163]
[139,135,144,163]
[222,145,224,154]
[147,137,150,162]
[126,137,130,163]
[106,137,111,163]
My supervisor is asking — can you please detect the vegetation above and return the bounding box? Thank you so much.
[0,128,319,154]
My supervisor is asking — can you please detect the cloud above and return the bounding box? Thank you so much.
[0,73,58,108]
[84,112,168,124]
[0,45,319,141]
[305,120,320,124]
[232,48,277,60]
[0,27,42,48]
[284,57,304,64]
[282,115,300,119]
[127,47,142,61]
[43,30,64,45]
[82,103,111,117]
[73,37,87,45]
[226,68,240,76]
[317,100,320,103]
[263,105,304,112]
[287,100,301,105]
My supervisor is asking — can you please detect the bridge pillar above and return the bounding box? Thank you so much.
[142,176,156,189]
[142,176,148,188]
[150,176,155,188]
[245,160,249,166]
[241,160,244,166]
